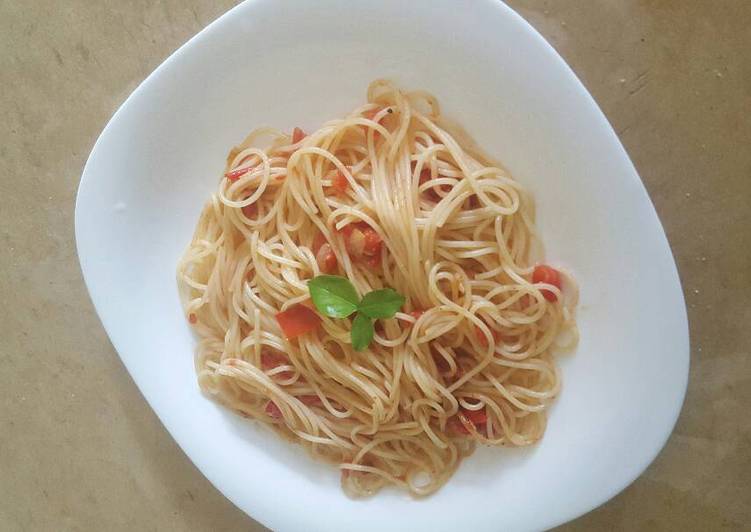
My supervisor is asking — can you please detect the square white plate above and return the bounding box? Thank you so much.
[75,1,689,530]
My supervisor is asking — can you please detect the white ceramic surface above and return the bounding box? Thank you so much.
[75,1,689,530]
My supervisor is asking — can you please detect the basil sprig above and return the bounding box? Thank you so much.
[308,275,405,350]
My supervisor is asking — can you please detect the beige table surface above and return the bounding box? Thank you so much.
[2,1,749,530]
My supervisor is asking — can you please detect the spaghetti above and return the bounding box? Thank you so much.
[177,80,578,497]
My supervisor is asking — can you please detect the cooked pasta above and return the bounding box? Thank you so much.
[177,80,578,497]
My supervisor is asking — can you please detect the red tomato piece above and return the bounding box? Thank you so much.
[241,202,257,218]
[225,166,252,181]
[418,168,451,200]
[364,245,381,268]
[265,401,283,420]
[532,265,562,302]
[312,232,326,254]
[409,309,425,321]
[275,304,321,339]
[261,350,294,379]
[292,127,306,144]
[461,407,487,426]
[330,171,349,195]
[361,226,382,256]
[338,224,354,240]
[338,223,383,265]
[346,227,366,256]
[299,395,322,406]
[432,350,450,373]
[316,243,337,273]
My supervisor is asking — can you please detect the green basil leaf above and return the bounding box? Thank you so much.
[308,275,360,318]
[351,313,374,351]
[357,288,406,319]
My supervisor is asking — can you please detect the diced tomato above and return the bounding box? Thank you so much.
[449,408,487,435]
[364,245,381,268]
[299,394,322,406]
[225,166,252,181]
[188,313,197,324]
[346,227,366,256]
[361,226,382,256]
[431,350,450,373]
[241,202,257,218]
[261,350,294,379]
[532,265,562,302]
[330,171,349,195]
[338,223,383,265]
[312,232,326,254]
[339,224,354,240]
[418,168,452,200]
[475,323,500,346]
[316,243,337,273]
[419,169,437,200]
[292,127,306,144]
[265,400,283,420]
[409,310,425,321]
[260,351,285,369]
[461,407,487,425]
[275,304,321,339]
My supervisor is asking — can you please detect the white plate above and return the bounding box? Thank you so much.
[75,1,689,530]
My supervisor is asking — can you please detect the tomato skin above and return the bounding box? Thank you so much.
[346,227,366,256]
[339,224,354,240]
[418,168,451,200]
[241,202,257,218]
[275,304,321,339]
[260,350,294,380]
[364,245,381,268]
[449,408,488,435]
[312,232,326,254]
[316,243,337,273]
[225,166,252,181]
[432,350,450,373]
[265,401,283,420]
[299,395,322,406]
[361,226,382,256]
[462,407,487,425]
[532,265,562,302]
[292,127,306,143]
[337,223,383,266]
[330,171,349,195]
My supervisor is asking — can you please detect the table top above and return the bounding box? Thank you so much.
[1,1,749,530]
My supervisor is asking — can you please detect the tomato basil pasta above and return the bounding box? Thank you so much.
[177,80,578,497]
